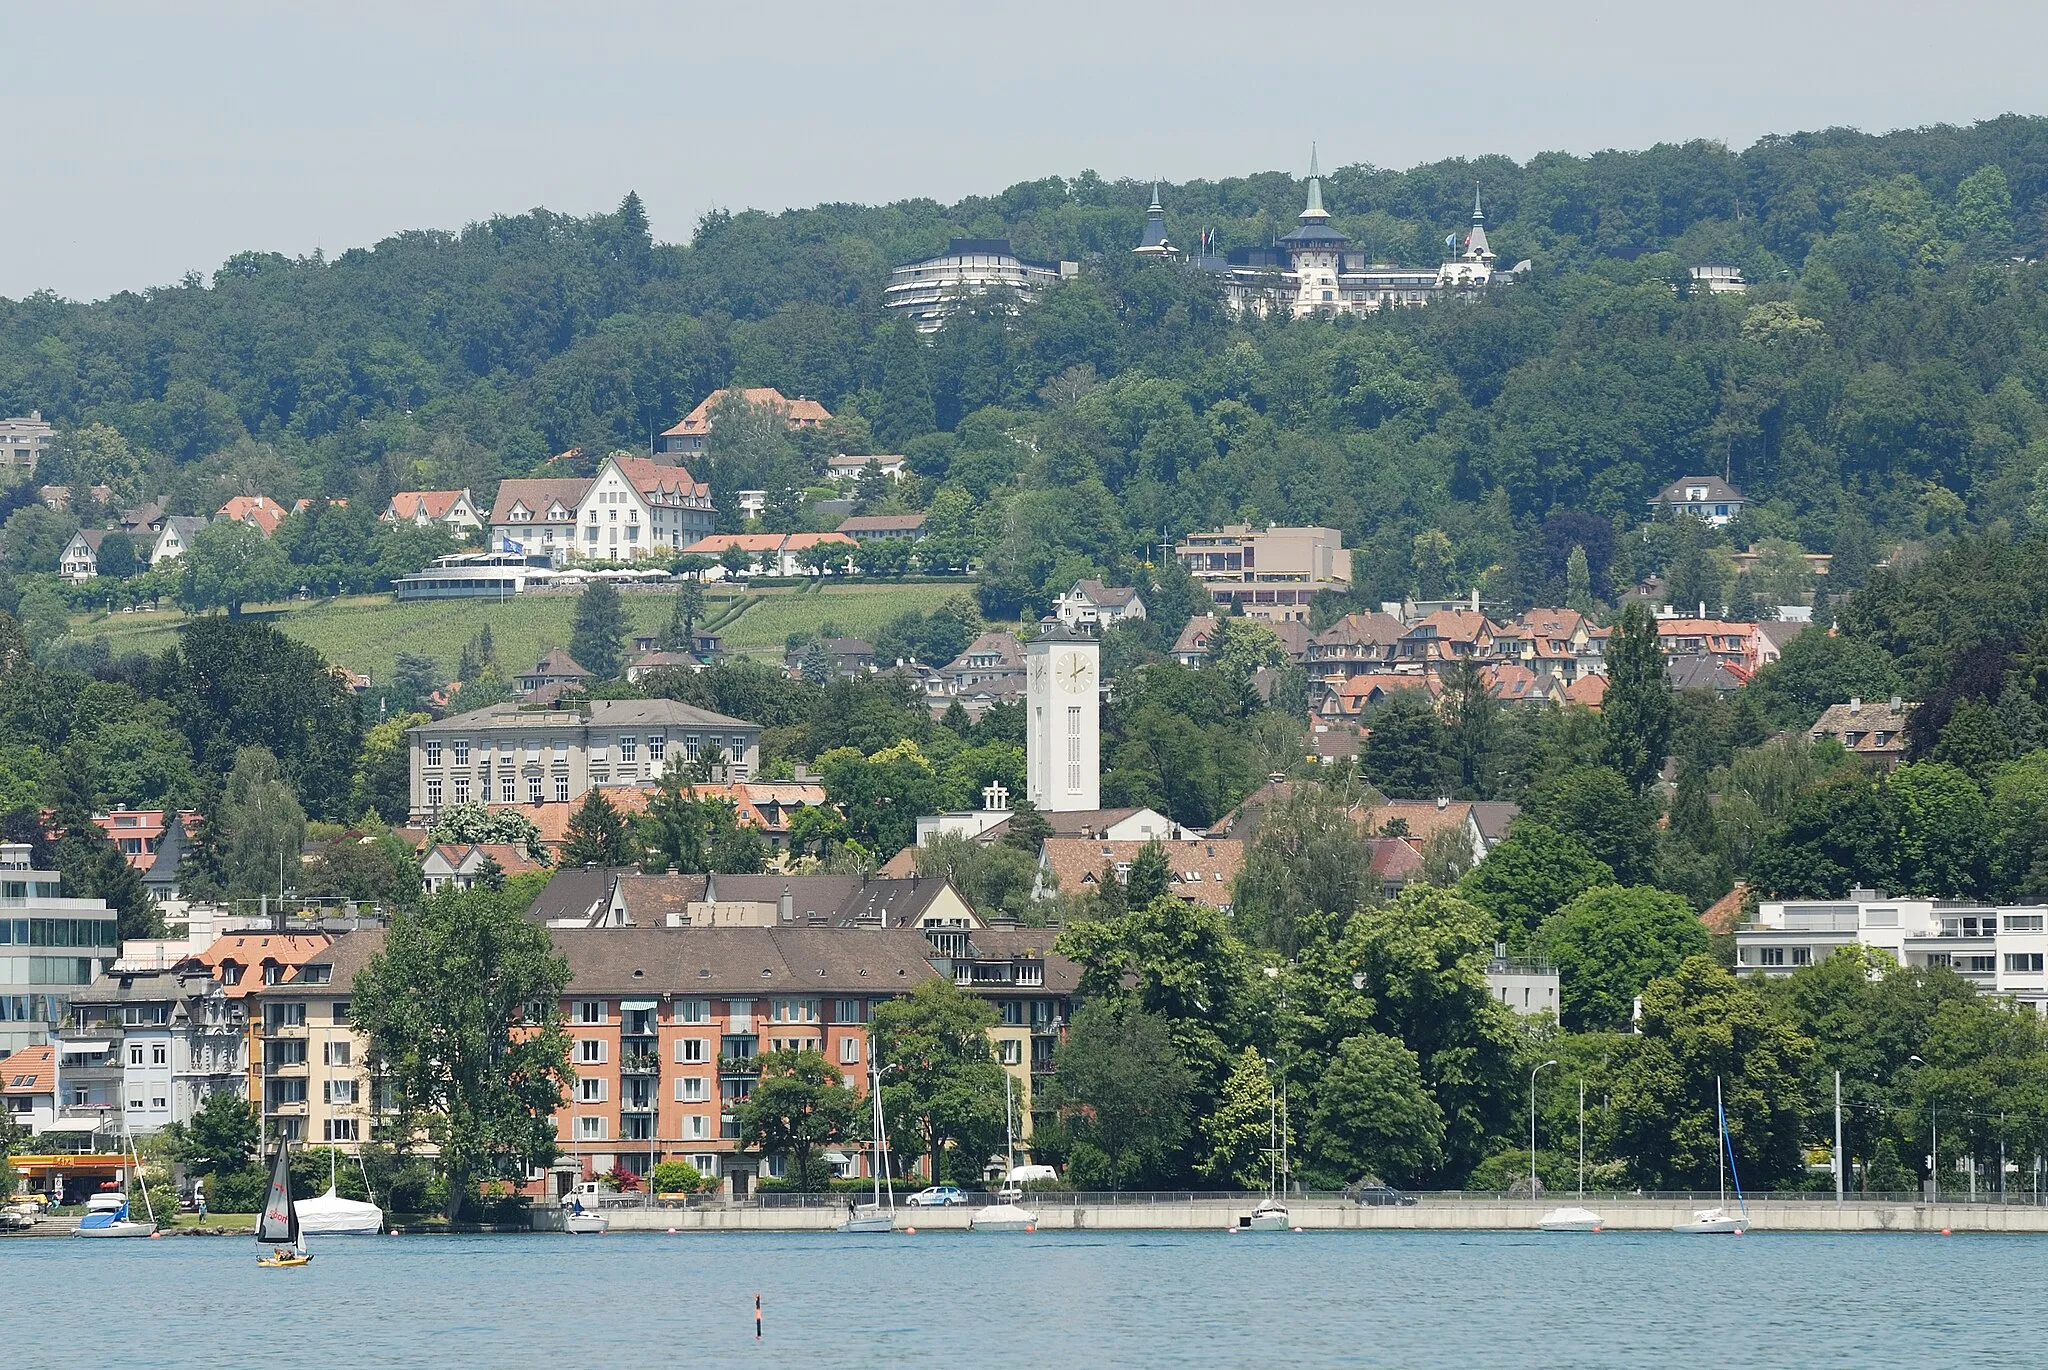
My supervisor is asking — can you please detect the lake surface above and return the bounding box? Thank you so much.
[5,1228,2039,1368]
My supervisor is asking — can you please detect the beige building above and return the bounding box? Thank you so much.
[1176,524,1351,622]
[252,931,385,1150]
[408,699,763,821]
[1,411,53,474]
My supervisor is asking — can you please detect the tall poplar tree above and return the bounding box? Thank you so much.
[1600,601,1672,793]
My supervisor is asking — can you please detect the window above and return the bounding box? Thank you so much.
[269,1039,306,1067]
[686,1115,709,1140]
[2006,915,2046,932]
[333,1000,350,1024]
[839,1037,860,1065]
[323,1041,351,1067]
[555,775,570,804]
[676,1038,707,1064]
[684,734,700,762]
[619,736,637,762]
[324,1119,359,1142]
[2006,953,2045,974]
[265,1002,306,1030]
[648,735,666,762]
[425,740,442,767]
[528,776,544,805]
[575,1000,606,1025]
[324,1079,357,1105]
[501,774,517,803]
[128,1097,143,1111]
[578,1038,607,1064]
[1759,947,1786,966]
[578,1076,606,1103]
[674,999,708,1025]
[832,999,864,1025]
[1066,707,1082,792]
[1001,1000,1024,1026]
[676,1077,709,1103]
[1790,948,1812,967]
[771,998,818,1024]
[999,1040,1022,1066]
[152,1043,167,1065]
[577,1116,606,1140]
[426,779,442,810]
[453,778,470,804]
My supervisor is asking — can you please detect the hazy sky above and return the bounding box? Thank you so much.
[8,0,2047,302]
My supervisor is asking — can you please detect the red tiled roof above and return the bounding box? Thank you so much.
[217,495,288,535]
[388,490,467,521]
[2,1043,54,1095]
[661,388,832,438]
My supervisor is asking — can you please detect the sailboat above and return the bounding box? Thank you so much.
[1238,1073,1290,1231]
[295,1146,384,1236]
[75,1127,156,1238]
[970,1073,1038,1233]
[256,1141,312,1265]
[1674,1077,1750,1235]
[840,1049,896,1233]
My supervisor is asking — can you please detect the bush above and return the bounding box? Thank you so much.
[647,1160,709,1195]
[208,1164,272,1213]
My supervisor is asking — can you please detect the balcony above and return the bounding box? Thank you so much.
[620,1054,661,1077]
[718,1054,758,1077]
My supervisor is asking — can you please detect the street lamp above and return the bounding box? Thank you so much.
[1910,1055,1936,1202]
[1530,1060,1558,1199]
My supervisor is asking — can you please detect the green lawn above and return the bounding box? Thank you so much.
[66,581,978,683]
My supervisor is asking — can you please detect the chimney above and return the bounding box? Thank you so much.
[779,886,793,923]
[1436,795,1449,811]
[1469,587,1479,612]
[1849,697,1861,716]
[1890,695,1903,712]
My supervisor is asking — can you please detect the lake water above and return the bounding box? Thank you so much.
[6,1228,2040,1368]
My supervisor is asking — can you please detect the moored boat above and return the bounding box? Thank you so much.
[1238,1198,1290,1232]
[1537,1206,1604,1232]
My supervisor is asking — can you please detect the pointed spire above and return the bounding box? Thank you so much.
[1149,183,1162,212]
[1473,182,1485,223]
[1300,144,1327,222]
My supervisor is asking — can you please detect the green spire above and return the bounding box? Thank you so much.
[1301,144,1326,221]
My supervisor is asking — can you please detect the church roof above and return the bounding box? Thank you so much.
[1280,148,1348,247]
[1135,184,1174,253]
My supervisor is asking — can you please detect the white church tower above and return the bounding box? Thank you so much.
[1025,620,1100,813]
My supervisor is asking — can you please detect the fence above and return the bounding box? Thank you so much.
[585,1187,2048,1211]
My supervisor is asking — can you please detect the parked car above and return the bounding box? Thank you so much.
[904,1185,967,1207]
[1346,1182,1417,1207]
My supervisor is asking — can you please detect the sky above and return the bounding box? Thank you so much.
[7,0,2048,302]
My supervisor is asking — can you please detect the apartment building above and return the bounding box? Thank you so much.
[0,843,120,1056]
[1176,524,1351,623]
[407,698,762,821]
[1736,894,2048,1012]
[1,411,53,474]
[64,967,248,1137]
[251,930,385,1149]
[884,240,1079,333]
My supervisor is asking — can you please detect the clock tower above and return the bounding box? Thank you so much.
[1025,619,1100,813]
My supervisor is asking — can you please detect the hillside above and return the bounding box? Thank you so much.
[7,116,2048,620]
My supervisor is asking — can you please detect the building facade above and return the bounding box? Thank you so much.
[657,388,831,459]
[1737,895,2048,1013]
[64,966,247,1136]
[1,411,53,475]
[0,844,120,1057]
[384,489,484,532]
[408,699,764,821]
[1176,524,1351,622]
[249,931,386,1149]
[885,238,1079,333]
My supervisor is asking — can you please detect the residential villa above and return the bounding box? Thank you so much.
[384,489,484,533]
[657,388,832,460]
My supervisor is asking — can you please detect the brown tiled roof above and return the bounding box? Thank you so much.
[1700,883,1750,936]
[966,928,1084,994]
[1174,614,1220,657]
[662,388,832,439]
[217,495,289,535]
[2,1043,54,1096]
[1038,837,1244,909]
[1313,611,1406,650]
[838,513,927,536]
[388,490,467,521]
[1563,675,1608,709]
[183,933,334,999]
[495,786,656,849]
[1360,800,1472,845]
[550,926,939,995]
[262,929,386,998]
[491,477,592,525]
[610,455,709,501]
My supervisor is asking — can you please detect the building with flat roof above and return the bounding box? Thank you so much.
[1737,895,2048,1014]
[0,843,120,1056]
[885,238,1079,333]
[0,411,53,474]
[408,699,763,821]
[1176,524,1351,623]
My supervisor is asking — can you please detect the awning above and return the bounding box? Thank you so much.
[821,1151,852,1165]
[620,999,657,1011]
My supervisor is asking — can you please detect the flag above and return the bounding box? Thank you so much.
[1445,233,1457,250]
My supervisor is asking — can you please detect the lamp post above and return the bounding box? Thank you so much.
[1910,1055,1936,1202]
[1530,1060,1558,1199]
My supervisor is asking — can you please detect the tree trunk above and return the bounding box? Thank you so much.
[443,1166,468,1223]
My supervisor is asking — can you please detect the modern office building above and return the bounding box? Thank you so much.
[1176,524,1351,622]
[0,843,120,1057]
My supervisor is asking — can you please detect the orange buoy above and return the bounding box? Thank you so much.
[1941,1227,1953,1235]
[1292,1226,1304,1233]
[903,1225,916,1234]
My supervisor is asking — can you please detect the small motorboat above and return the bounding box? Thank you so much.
[1674,1205,1745,1235]
[969,1199,1038,1232]
[1237,1198,1291,1232]
[1537,1206,1604,1232]
[75,1193,155,1239]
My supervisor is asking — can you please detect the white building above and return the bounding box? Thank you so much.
[492,456,715,566]
[1485,950,1561,1018]
[1737,894,2048,1012]
[0,843,121,1056]
[1201,157,1509,319]
[1025,622,1100,814]
[885,238,1079,333]
[150,516,206,566]
[1689,265,1749,294]
[383,489,484,532]
[65,966,248,1136]
[58,528,107,581]
[1649,476,1747,527]
[1054,580,1147,632]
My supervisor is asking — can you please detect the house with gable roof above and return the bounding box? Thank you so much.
[384,489,483,533]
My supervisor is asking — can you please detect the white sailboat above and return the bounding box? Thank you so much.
[295,1146,384,1235]
[256,1140,312,1265]
[970,1074,1038,1233]
[841,1049,896,1233]
[1674,1076,1749,1235]
[1237,1071,1290,1231]
[74,1127,156,1239]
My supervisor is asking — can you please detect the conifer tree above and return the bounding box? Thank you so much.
[1600,601,1672,793]
[569,580,626,680]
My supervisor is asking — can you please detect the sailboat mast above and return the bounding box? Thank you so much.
[1717,1076,1726,1204]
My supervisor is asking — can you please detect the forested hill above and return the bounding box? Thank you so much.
[6,116,2048,612]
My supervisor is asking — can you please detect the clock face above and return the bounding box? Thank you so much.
[1055,650,1095,695]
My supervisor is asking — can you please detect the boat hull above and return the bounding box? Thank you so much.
[1537,1207,1604,1232]
[257,1254,313,1266]
[1674,1219,1746,1234]
[969,1203,1038,1232]
[840,1214,895,1234]
[1240,1214,1289,1232]
[563,1213,609,1234]
[73,1221,155,1238]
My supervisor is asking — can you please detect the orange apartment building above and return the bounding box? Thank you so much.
[545,923,1074,1196]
